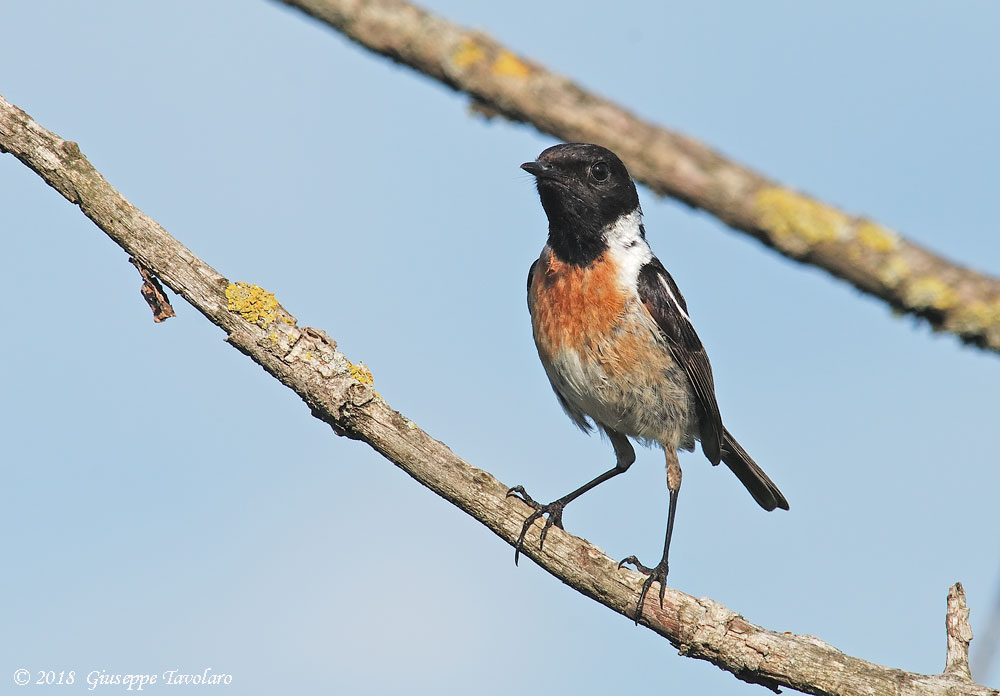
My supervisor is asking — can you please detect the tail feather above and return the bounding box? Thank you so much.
[719,427,789,512]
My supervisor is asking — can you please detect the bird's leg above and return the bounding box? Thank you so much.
[507,431,635,565]
[619,448,682,624]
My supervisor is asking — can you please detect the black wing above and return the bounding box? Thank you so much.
[636,258,723,465]
[526,258,539,302]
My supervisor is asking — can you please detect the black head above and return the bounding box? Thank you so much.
[521,143,640,265]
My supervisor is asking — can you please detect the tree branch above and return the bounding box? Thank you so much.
[948,583,976,681]
[271,0,1000,355]
[2,92,996,696]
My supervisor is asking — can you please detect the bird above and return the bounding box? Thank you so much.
[510,142,789,623]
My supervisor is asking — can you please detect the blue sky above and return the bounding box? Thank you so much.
[2,1,998,693]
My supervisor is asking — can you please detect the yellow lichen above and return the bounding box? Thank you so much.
[492,51,531,78]
[348,361,380,399]
[755,188,848,252]
[877,256,910,288]
[350,361,374,386]
[905,276,958,311]
[452,38,486,69]
[950,299,1000,333]
[226,282,279,327]
[856,221,899,253]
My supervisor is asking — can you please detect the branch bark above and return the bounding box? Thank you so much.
[2,92,996,696]
[948,583,976,681]
[271,0,1000,355]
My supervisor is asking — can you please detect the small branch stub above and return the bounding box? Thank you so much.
[946,582,975,681]
[129,257,175,322]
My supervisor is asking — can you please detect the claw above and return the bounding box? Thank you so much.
[537,505,564,547]
[619,556,669,624]
[506,485,540,509]
[618,555,653,574]
[507,486,566,566]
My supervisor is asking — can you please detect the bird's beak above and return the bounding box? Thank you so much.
[521,160,558,179]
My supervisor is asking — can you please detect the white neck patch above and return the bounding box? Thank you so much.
[603,209,652,289]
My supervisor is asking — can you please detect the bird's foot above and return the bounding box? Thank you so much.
[618,555,669,624]
[506,485,566,565]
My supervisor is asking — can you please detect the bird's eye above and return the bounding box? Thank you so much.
[590,162,610,182]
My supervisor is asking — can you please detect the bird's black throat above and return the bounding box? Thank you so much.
[537,184,609,266]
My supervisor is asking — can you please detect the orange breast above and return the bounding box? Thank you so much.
[531,251,627,356]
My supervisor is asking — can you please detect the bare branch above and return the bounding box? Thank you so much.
[2,90,997,696]
[271,0,1000,355]
[948,583,976,681]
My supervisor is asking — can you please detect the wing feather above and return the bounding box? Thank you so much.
[636,258,723,464]
[526,258,539,303]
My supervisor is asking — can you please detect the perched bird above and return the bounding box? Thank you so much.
[511,143,789,623]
